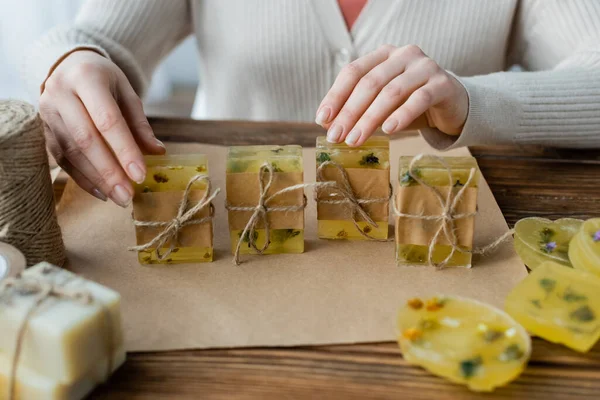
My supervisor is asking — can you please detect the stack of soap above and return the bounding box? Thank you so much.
[132,154,214,264]
[569,218,600,276]
[506,261,600,352]
[0,262,125,400]
[513,217,583,270]
[395,156,480,267]
[315,136,390,240]
[226,145,305,255]
[397,295,531,392]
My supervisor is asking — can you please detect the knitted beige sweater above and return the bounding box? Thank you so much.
[24,0,600,149]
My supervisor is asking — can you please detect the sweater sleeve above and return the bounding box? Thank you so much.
[421,0,600,150]
[22,0,192,97]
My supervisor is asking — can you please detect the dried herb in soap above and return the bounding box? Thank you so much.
[570,305,595,322]
[539,278,556,293]
[482,330,504,343]
[239,230,259,247]
[271,229,301,243]
[407,298,424,310]
[270,162,284,173]
[459,357,482,379]
[196,165,207,172]
[359,152,380,166]
[563,288,587,302]
[316,152,331,164]
[153,173,169,183]
[499,344,524,362]
[399,168,420,186]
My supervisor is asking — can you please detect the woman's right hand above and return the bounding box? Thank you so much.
[39,50,166,207]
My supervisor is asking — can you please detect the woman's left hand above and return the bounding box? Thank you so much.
[315,44,469,146]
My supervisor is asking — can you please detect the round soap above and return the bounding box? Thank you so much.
[0,242,26,280]
[513,217,583,270]
[569,218,600,276]
[397,296,531,392]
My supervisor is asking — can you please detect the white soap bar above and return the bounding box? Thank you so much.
[0,347,126,400]
[0,263,124,384]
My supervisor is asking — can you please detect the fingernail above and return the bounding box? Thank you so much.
[326,124,343,143]
[110,185,132,208]
[91,188,107,202]
[127,162,146,184]
[345,128,362,146]
[382,119,398,134]
[155,139,165,149]
[315,107,331,126]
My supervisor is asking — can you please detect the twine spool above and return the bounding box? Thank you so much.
[0,100,66,267]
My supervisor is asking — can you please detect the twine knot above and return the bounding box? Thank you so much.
[129,174,220,261]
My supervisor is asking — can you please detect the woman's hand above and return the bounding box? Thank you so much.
[315,44,469,146]
[39,50,165,207]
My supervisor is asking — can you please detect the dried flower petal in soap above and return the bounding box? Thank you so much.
[398,295,530,392]
[569,218,600,276]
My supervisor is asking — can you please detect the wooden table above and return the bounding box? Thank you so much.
[54,118,600,399]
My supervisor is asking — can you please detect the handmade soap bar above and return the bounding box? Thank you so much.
[132,154,214,264]
[315,136,390,240]
[0,263,124,384]
[513,217,583,270]
[226,145,304,255]
[397,296,531,392]
[506,261,600,352]
[569,218,600,276]
[0,347,125,400]
[395,156,480,267]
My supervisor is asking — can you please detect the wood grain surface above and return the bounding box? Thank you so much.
[52,119,600,399]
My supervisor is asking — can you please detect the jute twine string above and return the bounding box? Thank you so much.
[0,100,66,266]
[226,163,341,265]
[129,174,221,261]
[0,265,114,400]
[315,161,392,241]
[393,154,514,269]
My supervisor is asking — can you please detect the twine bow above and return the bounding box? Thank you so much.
[394,154,513,268]
[315,161,392,241]
[0,265,113,400]
[129,175,220,261]
[226,163,336,265]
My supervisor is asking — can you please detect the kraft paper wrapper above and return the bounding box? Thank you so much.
[56,136,527,352]
[395,186,477,248]
[226,172,304,230]
[317,167,389,222]
[133,190,213,249]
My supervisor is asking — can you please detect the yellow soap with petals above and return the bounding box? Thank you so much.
[513,217,583,270]
[506,261,600,352]
[132,155,214,264]
[397,296,531,392]
[569,218,600,276]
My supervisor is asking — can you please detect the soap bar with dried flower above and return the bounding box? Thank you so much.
[397,295,531,392]
[513,217,583,270]
[132,154,214,264]
[506,261,600,352]
[226,145,304,255]
[569,218,600,276]
[315,136,390,240]
[395,156,480,267]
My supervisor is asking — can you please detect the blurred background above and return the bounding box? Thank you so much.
[0,0,198,116]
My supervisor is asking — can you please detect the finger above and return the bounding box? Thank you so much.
[316,45,395,134]
[76,79,147,184]
[58,93,133,207]
[117,78,166,155]
[43,119,107,202]
[383,82,445,134]
[344,61,434,147]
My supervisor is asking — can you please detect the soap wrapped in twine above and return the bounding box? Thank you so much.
[315,161,392,241]
[226,163,343,265]
[393,154,514,269]
[129,174,221,261]
[0,265,114,400]
[0,100,66,266]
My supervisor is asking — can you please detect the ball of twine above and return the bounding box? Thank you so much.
[0,100,66,267]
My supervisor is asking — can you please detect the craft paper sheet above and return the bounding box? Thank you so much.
[56,136,527,352]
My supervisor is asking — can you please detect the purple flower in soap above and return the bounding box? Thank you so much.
[545,241,557,253]
[593,230,600,242]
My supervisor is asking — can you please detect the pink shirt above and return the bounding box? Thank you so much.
[338,0,368,30]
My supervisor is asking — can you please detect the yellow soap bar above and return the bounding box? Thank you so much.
[226,145,304,255]
[569,218,600,276]
[506,261,600,352]
[395,157,480,267]
[133,154,213,264]
[0,263,124,384]
[315,136,390,240]
[397,296,531,392]
[513,217,583,270]
[0,347,125,400]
